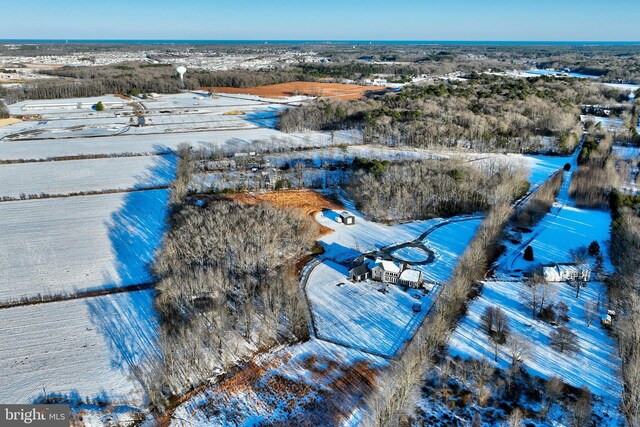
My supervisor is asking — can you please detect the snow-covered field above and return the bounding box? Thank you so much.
[496,147,613,279]
[0,128,361,161]
[0,288,158,404]
[449,280,622,404]
[0,190,169,303]
[0,155,176,198]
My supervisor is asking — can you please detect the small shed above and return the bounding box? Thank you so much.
[339,211,356,225]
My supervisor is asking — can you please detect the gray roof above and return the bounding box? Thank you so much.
[350,264,370,276]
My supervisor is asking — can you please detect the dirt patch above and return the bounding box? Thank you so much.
[0,118,21,128]
[227,190,343,237]
[184,348,379,426]
[202,82,387,100]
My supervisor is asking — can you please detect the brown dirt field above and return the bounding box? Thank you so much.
[202,82,387,100]
[227,190,343,237]
[0,118,20,128]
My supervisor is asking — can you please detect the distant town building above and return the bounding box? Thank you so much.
[542,263,591,282]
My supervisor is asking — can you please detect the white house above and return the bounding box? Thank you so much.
[368,258,403,284]
[542,263,591,282]
[398,269,423,288]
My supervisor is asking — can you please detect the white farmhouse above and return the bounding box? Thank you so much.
[368,258,403,284]
[542,263,591,282]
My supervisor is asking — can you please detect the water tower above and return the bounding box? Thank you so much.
[176,65,187,88]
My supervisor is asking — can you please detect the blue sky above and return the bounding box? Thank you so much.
[2,0,639,41]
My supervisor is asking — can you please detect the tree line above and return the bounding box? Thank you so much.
[609,210,640,425]
[569,130,618,208]
[0,62,306,102]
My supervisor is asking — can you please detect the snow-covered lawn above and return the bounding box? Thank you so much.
[0,155,176,198]
[0,289,158,405]
[389,246,431,263]
[449,280,622,402]
[0,190,168,303]
[417,220,482,283]
[307,194,481,357]
[496,150,613,279]
[522,153,573,189]
[612,144,640,161]
[306,260,433,357]
[507,204,613,274]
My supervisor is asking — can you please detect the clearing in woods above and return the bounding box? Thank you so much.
[203,82,387,100]
[227,190,343,237]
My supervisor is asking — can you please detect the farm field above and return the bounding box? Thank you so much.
[0,155,176,198]
[0,190,169,303]
[205,82,387,100]
[0,289,158,405]
[0,91,353,410]
[0,127,361,161]
[227,189,342,237]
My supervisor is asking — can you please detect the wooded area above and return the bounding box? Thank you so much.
[347,159,528,221]
[139,154,318,407]
[279,75,621,154]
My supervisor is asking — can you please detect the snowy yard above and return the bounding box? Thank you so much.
[449,280,622,403]
[306,194,481,357]
[306,260,433,357]
[0,289,158,405]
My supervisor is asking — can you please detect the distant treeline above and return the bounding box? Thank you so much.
[0,62,306,101]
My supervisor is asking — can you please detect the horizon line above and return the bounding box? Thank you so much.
[1,39,639,44]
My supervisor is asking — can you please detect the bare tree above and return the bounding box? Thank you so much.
[508,408,525,427]
[507,333,531,368]
[584,299,597,327]
[481,305,510,362]
[570,387,593,427]
[543,376,564,417]
[550,325,580,354]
